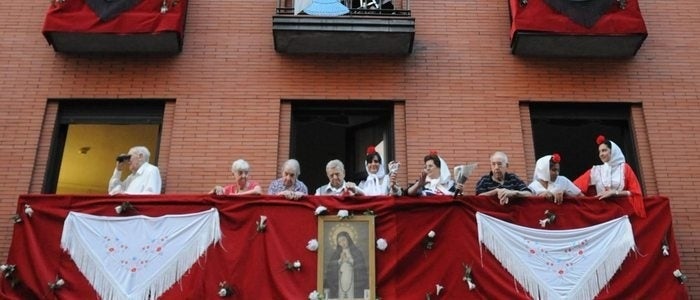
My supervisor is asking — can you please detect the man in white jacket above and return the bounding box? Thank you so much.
[108,146,162,195]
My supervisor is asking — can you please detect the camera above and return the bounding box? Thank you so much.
[116,154,131,163]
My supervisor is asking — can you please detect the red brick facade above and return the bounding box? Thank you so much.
[1,0,698,296]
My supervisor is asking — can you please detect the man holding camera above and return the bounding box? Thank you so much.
[108,146,162,195]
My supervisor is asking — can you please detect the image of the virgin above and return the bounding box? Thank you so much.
[324,228,369,299]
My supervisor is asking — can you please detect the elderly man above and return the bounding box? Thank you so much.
[475,151,531,205]
[108,146,162,195]
[315,159,363,196]
[268,159,309,200]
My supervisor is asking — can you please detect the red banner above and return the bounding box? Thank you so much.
[0,195,688,299]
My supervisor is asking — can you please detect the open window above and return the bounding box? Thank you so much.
[44,100,165,194]
[529,103,641,185]
[291,101,394,191]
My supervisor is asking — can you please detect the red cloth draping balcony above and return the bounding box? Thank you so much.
[0,194,688,299]
[509,0,647,37]
[42,0,187,44]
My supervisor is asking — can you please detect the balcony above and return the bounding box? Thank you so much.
[42,0,188,55]
[509,0,647,58]
[273,0,415,55]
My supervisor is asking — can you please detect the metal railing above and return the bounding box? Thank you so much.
[276,0,411,16]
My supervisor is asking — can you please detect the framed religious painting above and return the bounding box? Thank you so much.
[317,215,376,300]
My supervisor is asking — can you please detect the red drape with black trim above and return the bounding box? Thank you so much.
[42,0,187,36]
[0,195,688,299]
[509,0,647,37]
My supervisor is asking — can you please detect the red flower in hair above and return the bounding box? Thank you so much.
[429,150,438,156]
[596,135,606,145]
[366,146,376,155]
[551,153,561,163]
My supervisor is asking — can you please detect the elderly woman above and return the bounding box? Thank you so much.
[407,151,454,196]
[315,159,362,196]
[529,153,582,204]
[358,146,402,196]
[210,159,262,195]
[268,159,309,200]
[574,135,645,217]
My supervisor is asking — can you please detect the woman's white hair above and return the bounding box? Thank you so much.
[231,159,250,172]
[282,159,301,176]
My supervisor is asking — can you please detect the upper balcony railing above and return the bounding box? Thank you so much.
[273,0,415,55]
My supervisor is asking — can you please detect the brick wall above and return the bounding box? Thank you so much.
[1,0,698,295]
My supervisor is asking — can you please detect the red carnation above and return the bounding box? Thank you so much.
[551,153,561,163]
[596,135,606,145]
[429,150,438,156]
[366,146,376,155]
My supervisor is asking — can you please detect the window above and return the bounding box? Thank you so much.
[44,100,165,194]
[529,103,641,185]
[291,101,394,191]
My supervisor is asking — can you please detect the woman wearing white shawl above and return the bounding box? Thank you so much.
[358,146,402,196]
[528,153,582,204]
[574,135,646,217]
[407,151,454,196]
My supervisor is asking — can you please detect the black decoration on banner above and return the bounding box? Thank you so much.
[543,0,617,28]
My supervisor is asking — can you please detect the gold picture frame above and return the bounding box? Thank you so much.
[317,215,376,300]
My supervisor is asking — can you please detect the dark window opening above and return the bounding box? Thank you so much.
[530,103,641,187]
[291,101,394,192]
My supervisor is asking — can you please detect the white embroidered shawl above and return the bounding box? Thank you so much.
[477,212,635,300]
[61,208,221,300]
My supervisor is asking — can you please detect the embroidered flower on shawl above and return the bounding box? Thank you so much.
[315,206,328,216]
[551,153,561,164]
[366,146,377,155]
[114,201,134,215]
[539,210,557,228]
[218,281,233,297]
[306,239,319,251]
[337,210,350,219]
[423,230,436,250]
[596,135,606,145]
[256,215,267,232]
[376,238,388,251]
[10,214,21,224]
[48,275,65,290]
[462,264,476,290]
[23,204,33,218]
[285,260,302,271]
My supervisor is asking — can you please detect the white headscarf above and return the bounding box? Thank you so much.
[533,155,554,183]
[426,156,452,192]
[362,152,388,195]
[593,139,626,193]
[365,154,387,181]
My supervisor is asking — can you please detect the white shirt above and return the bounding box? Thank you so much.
[528,176,581,197]
[108,162,162,195]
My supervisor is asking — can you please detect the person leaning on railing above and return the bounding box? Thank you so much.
[475,151,532,205]
[268,159,309,200]
[407,150,455,196]
[210,159,262,196]
[358,145,402,196]
[528,153,582,205]
[573,135,646,218]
